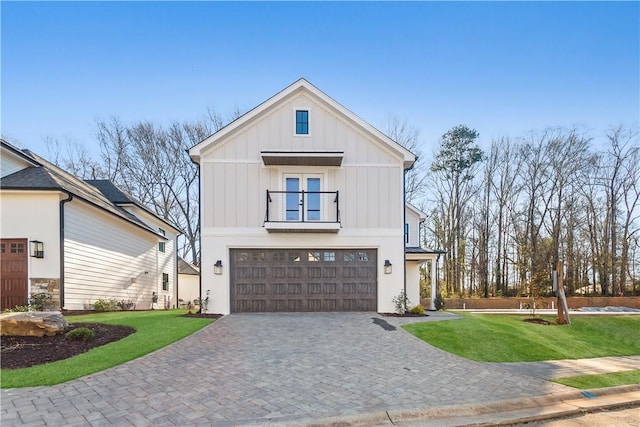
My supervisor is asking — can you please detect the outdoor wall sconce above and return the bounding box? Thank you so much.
[384,259,392,274]
[30,240,44,258]
[214,260,223,275]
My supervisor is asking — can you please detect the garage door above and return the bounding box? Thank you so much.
[230,249,377,313]
[1,239,29,311]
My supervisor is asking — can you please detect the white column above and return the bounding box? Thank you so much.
[429,258,436,311]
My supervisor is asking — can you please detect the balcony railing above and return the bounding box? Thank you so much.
[265,190,340,224]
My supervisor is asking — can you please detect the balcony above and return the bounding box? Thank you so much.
[264,190,341,233]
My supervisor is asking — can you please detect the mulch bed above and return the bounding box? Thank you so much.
[523,317,555,325]
[180,313,224,319]
[380,313,430,317]
[1,323,135,370]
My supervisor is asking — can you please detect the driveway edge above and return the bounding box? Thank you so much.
[284,384,640,427]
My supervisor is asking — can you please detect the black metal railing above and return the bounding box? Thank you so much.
[266,190,340,223]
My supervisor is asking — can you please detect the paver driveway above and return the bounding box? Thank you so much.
[1,313,569,426]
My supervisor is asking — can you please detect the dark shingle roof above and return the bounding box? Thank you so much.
[85,180,137,204]
[1,141,174,237]
[177,257,200,275]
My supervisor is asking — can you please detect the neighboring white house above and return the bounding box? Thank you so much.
[0,139,179,311]
[190,78,422,314]
[404,203,444,310]
[177,257,200,308]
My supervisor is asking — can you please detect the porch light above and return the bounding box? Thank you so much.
[384,259,392,274]
[30,240,44,258]
[214,260,223,275]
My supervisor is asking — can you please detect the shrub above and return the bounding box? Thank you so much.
[30,292,53,311]
[408,304,425,315]
[4,305,29,313]
[93,298,120,312]
[65,327,95,341]
[392,290,411,314]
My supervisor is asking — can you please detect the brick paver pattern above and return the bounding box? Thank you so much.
[1,312,603,426]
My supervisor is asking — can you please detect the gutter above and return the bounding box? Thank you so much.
[59,191,73,310]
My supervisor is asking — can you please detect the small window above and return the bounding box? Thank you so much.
[343,252,356,262]
[308,251,320,262]
[296,110,309,135]
[158,229,166,253]
[323,252,336,262]
[0,244,5,253]
[252,252,265,261]
[10,243,24,254]
[405,224,409,244]
[273,252,285,262]
[162,273,169,291]
[358,251,369,262]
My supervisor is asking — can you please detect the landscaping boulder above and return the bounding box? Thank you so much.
[0,311,69,337]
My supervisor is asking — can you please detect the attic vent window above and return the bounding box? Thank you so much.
[296,110,309,135]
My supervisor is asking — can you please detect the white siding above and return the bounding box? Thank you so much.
[63,201,160,310]
[178,273,199,307]
[405,207,422,247]
[121,206,178,308]
[1,152,31,177]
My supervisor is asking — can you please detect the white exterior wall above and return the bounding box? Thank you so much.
[63,200,160,310]
[405,207,422,247]
[121,206,178,308]
[0,191,61,280]
[199,91,409,314]
[405,261,422,308]
[178,273,199,306]
[1,152,33,177]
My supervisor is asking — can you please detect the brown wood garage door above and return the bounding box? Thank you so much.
[1,239,29,311]
[230,249,377,313]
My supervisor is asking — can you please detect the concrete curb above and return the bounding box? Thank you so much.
[281,384,640,427]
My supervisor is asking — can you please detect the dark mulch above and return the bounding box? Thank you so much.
[1,323,136,370]
[180,313,224,319]
[381,312,430,317]
[524,317,555,325]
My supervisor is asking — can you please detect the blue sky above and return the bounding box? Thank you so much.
[2,1,638,157]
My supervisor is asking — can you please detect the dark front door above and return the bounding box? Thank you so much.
[230,249,377,313]
[1,239,29,311]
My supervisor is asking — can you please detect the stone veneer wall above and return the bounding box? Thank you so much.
[30,278,60,310]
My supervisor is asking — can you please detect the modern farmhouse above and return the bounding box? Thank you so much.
[190,79,440,314]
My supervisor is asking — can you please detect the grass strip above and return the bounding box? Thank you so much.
[1,310,213,388]
[403,313,640,362]
[552,369,640,389]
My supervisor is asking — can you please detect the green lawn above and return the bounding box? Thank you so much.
[403,313,640,362]
[1,310,214,389]
[553,369,640,389]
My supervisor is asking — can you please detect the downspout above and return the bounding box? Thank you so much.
[59,191,73,311]
[189,153,202,313]
[403,169,407,311]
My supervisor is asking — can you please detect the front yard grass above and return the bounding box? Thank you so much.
[552,369,640,389]
[1,310,214,388]
[403,313,640,362]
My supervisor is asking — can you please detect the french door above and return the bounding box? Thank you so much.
[284,174,322,221]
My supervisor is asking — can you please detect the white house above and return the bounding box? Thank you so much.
[0,140,179,311]
[190,78,427,314]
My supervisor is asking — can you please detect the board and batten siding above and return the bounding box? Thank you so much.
[63,200,159,310]
[201,92,404,230]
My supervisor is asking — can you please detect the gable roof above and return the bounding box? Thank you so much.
[1,140,176,238]
[87,180,180,233]
[177,257,200,275]
[405,203,427,222]
[189,78,416,169]
[0,139,41,169]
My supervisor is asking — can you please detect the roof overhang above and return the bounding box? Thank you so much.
[261,150,343,167]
